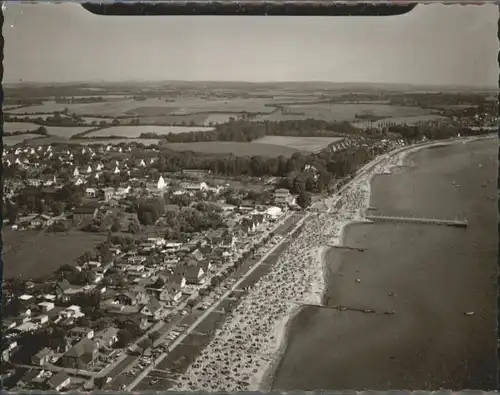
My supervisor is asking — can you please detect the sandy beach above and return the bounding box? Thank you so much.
[169,136,491,392]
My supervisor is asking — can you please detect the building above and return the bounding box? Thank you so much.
[72,204,99,224]
[157,175,167,190]
[60,338,98,369]
[274,188,293,206]
[99,187,115,202]
[32,347,53,366]
[47,372,71,391]
[94,327,119,349]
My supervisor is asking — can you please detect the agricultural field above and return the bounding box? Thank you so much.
[255,103,436,123]
[203,113,242,125]
[78,138,162,146]
[5,122,40,133]
[4,134,42,146]
[254,136,343,152]
[164,141,301,157]
[85,125,214,138]
[44,126,95,138]
[2,229,106,280]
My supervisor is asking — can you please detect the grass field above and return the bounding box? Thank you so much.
[4,134,42,146]
[164,141,300,157]
[5,122,40,133]
[254,136,343,152]
[44,126,95,138]
[256,103,434,123]
[7,96,320,118]
[2,229,106,280]
[86,125,214,138]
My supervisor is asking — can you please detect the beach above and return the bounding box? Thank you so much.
[168,138,479,392]
[272,134,497,391]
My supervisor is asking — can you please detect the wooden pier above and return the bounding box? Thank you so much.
[327,244,367,252]
[365,214,468,228]
[290,301,379,314]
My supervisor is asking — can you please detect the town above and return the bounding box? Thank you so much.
[1,87,496,391]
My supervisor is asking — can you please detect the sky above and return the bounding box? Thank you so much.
[4,3,499,87]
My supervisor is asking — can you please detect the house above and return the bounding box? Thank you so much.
[73,167,80,177]
[140,298,164,320]
[274,188,294,206]
[135,159,146,167]
[74,176,86,186]
[54,279,73,302]
[32,347,53,366]
[69,327,94,340]
[116,288,149,306]
[94,327,119,349]
[170,270,187,289]
[41,174,57,186]
[157,175,167,190]
[221,234,235,250]
[180,181,208,192]
[60,338,98,369]
[266,206,283,221]
[29,214,54,229]
[184,263,205,285]
[99,187,115,202]
[47,372,71,391]
[18,369,42,388]
[85,188,98,198]
[73,204,99,224]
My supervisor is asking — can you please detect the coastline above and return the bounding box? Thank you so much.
[169,136,492,392]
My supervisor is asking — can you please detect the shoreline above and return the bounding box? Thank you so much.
[168,135,492,392]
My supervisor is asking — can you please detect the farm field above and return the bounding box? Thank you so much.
[2,229,106,280]
[164,141,301,157]
[44,126,95,138]
[78,138,162,146]
[203,113,242,125]
[254,136,343,152]
[5,122,40,133]
[256,103,435,123]
[85,125,214,138]
[8,99,175,117]
[4,134,43,146]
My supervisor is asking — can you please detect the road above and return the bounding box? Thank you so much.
[99,212,298,390]
[126,212,309,391]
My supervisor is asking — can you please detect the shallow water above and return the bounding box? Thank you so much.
[272,138,498,391]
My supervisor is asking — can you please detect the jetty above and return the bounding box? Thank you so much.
[365,214,468,228]
[327,244,367,252]
[290,301,379,314]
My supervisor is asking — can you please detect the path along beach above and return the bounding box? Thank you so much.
[170,136,495,392]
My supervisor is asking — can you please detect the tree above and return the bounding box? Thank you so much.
[117,329,134,347]
[296,192,312,209]
[51,201,65,216]
[128,219,141,234]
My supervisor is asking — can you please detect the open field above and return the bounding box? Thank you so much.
[85,125,214,138]
[2,229,106,280]
[164,142,301,157]
[7,96,327,118]
[4,134,43,146]
[254,136,343,152]
[5,122,40,133]
[256,103,435,123]
[44,126,95,138]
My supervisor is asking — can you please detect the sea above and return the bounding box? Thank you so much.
[271,137,498,391]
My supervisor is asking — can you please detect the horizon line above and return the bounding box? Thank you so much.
[4,79,498,90]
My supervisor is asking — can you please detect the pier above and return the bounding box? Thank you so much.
[365,214,468,228]
[290,301,380,314]
[327,244,367,252]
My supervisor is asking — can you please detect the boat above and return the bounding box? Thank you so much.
[384,310,396,315]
